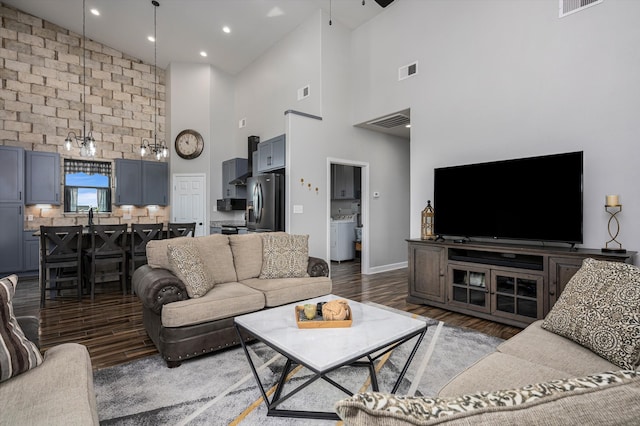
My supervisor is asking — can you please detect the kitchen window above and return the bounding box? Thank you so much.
[64,159,112,213]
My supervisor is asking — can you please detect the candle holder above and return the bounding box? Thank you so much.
[602,204,626,253]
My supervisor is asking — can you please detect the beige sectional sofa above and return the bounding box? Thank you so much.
[133,232,332,367]
[0,317,99,425]
[335,258,640,425]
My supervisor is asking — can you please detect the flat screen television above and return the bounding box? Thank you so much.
[433,151,583,244]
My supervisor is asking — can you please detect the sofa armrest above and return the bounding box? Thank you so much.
[17,316,40,349]
[133,264,189,315]
[308,256,330,277]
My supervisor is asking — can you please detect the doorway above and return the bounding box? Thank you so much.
[172,173,207,237]
[328,159,369,274]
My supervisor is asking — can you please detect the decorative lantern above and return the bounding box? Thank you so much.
[421,200,435,240]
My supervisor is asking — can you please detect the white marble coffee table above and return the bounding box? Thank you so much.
[234,294,427,420]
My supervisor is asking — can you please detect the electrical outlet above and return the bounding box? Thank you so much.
[27,214,34,221]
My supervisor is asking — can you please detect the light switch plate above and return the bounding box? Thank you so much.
[293,204,303,214]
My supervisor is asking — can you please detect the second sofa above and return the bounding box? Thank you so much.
[133,232,332,367]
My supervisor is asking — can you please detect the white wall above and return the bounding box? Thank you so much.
[234,12,323,145]
[167,63,212,226]
[234,10,411,270]
[351,0,640,254]
[167,62,238,225]
[208,66,240,221]
[285,12,411,269]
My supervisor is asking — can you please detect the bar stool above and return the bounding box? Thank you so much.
[39,225,83,308]
[167,222,196,238]
[129,223,163,288]
[84,224,128,299]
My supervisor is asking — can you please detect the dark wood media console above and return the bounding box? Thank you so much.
[407,239,636,328]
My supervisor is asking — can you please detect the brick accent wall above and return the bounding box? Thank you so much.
[0,3,170,228]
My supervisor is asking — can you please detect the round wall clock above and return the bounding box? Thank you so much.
[174,129,204,159]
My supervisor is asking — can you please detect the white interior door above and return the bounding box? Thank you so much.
[172,173,206,237]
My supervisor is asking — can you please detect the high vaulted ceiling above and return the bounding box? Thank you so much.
[4,0,387,74]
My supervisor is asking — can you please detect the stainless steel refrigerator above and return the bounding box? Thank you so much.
[246,173,284,231]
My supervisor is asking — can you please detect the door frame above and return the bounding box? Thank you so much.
[171,173,207,236]
[327,158,370,275]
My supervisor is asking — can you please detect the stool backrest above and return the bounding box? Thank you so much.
[167,222,196,238]
[40,225,83,262]
[131,223,163,254]
[88,224,127,255]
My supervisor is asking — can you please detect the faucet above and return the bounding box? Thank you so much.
[88,207,94,226]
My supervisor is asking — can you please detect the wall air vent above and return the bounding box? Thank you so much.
[559,0,603,18]
[367,113,410,129]
[297,85,310,100]
[398,61,418,81]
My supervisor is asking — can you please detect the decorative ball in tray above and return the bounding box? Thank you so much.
[295,299,352,328]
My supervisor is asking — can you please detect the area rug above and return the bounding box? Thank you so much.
[94,303,504,425]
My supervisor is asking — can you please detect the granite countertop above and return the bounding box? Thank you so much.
[210,221,247,227]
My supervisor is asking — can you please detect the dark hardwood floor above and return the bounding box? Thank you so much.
[12,261,521,370]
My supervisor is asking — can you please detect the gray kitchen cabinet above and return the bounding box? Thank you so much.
[23,230,39,274]
[0,147,24,274]
[142,161,169,205]
[0,204,24,274]
[115,159,142,205]
[332,164,355,199]
[222,158,247,198]
[115,159,168,206]
[26,151,61,205]
[0,146,24,203]
[257,134,285,173]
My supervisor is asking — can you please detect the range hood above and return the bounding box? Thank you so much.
[230,172,250,186]
[230,135,260,185]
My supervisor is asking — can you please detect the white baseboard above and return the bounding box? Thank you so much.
[364,261,408,275]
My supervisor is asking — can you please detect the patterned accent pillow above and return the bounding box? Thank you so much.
[1,275,43,383]
[167,242,212,298]
[542,258,640,369]
[335,371,640,425]
[259,234,310,279]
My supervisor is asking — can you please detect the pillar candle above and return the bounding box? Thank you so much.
[605,195,619,207]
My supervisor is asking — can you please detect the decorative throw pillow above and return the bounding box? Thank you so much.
[1,275,43,383]
[542,258,640,370]
[335,371,640,425]
[167,243,212,298]
[259,234,310,279]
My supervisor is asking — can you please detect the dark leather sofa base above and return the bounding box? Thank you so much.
[142,306,253,367]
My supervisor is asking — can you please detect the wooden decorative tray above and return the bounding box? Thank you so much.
[295,304,353,329]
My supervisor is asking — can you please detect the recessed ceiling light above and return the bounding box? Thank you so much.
[200,51,208,57]
[90,8,100,16]
[222,26,231,34]
[147,36,156,42]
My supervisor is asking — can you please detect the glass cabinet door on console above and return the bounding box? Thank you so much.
[491,271,544,323]
[447,264,490,313]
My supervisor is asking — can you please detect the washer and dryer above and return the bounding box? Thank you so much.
[330,214,357,262]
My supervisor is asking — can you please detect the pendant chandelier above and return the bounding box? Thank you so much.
[140,0,168,160]
[65,0,96,157]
